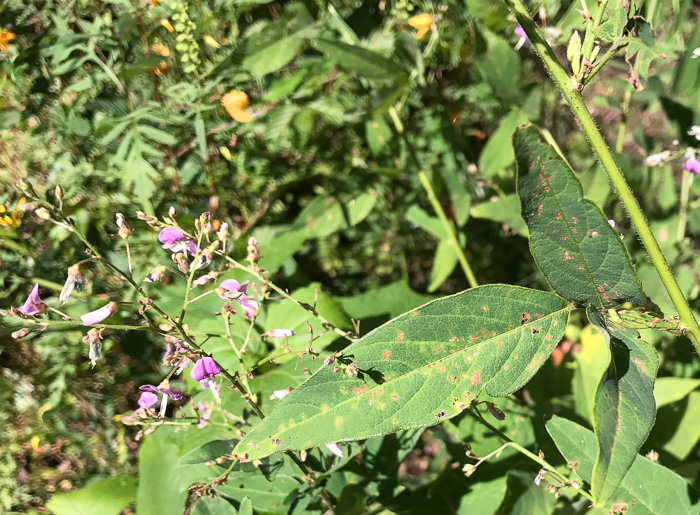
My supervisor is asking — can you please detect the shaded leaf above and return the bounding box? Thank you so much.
[46,475,136,515]
[315,39,408,81]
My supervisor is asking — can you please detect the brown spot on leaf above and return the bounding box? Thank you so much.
[521,313,531,325]
[471,371,481,385]
[397,331,404,342]
[383,350,391,361]
[563,251,574,261]
[537,204,543,215]
[436,410,446,419]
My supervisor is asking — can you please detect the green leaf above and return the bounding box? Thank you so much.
[572,324,609,425]
[137,125,177,145]
[46,475,136,515]
[405,204,446,240]
[662,391,700,460]
[470,194,528,237]
[457,476,507,514]
[547,416,700,514]
[291,193,377,238]
[654,377,700,408]
[588,310,659,505]
[137,438,189,515]
[478,109,528,178]
[194,114,208,162]
[232,285,570,461]
[514,125,646,309]
[427,239,460,292]
[241,5,314,76]
[191,496,237,515]
[474,31,522,104]
[315,39,408,81]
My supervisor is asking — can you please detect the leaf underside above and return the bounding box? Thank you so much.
[514,125,646,311]
[233,284,570,461]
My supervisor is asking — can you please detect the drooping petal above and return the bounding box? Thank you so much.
[325,443,344,458]
[238,295,258,318]
[159,227,186,244]
[138,391,158,410]
[191,357,220,382]
[80,302,117,326]
[139,384,160,394]
[18,283,44,316]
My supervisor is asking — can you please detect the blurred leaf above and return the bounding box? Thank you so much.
[470,194,528,237]
[456,476,507,514]
[474,31,522,104]
[191,496,237,515]
[315,39,408,81]
[662,391,700,460]
[654,377,700,408]
[232,285,570,461]
[406,204,446,240]
[46,475,136,515]
[572,324,609,425]
[514,126,646,309]
[427,238,460,292]
[478,109,528,178]
[547,416,700,514]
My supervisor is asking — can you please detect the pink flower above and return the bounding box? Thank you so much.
[18,283,45,316]
[163,341,190,375]
[158,227,197,257]
[683,158,700,174]
[140,381,183,417]
[197,401,211,428]
[217,279,259,319]
[138,391,158,410]
[265,329,295,338]
[514,25,530,50]
[80,302,117,326]
[191,357,221,402]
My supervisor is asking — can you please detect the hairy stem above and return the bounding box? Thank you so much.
[504,0,700,353]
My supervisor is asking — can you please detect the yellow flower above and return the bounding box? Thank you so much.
[151,43,170,57]
[0,197,25,228]
[203,35,221,49]
[160,19,174,32]
[149,0,162,9]
[221,90,253,123]
[408,13,432,40]
[0,28,16,52]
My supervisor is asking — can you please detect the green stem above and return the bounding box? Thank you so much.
[387,106,479,289]
[464,409,594,503]
[581,0,610,62]
[615,90,632,154]
[505,0,700,353]
[179,229,204,323]
[418,172,479,289]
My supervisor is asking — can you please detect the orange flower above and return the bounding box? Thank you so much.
[151,43,170,57]
[149,0,162,8]
[221,90,252,123]
[160,19,174,32]
[408,13,432,40]
[0,28,16,52]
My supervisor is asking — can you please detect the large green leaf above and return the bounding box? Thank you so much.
[315,39,408,81]
[232,285,570,461]
[514,126,646,310]
[46,475,136,515]
[546,416,700,514]
[588,310,659,505]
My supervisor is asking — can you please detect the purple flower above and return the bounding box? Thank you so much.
[159,227,197,257]
[514,25,530,49]
[217,279,259,319]
[138,391,158,410]
[683,158,700,174]
[18,283,45,316]
[80,302,117,326]
[140,381,183,417]
[82,328,104,367]
[325,443,344,458]
[191,357,221,402]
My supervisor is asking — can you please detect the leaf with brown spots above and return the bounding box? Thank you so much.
[232,285,570,461]
[514,126,646,311]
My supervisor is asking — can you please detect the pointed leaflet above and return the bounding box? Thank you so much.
[514,126,646,310]
[588,309,658,505]
[546,416,699,515]
[232,285,570,461]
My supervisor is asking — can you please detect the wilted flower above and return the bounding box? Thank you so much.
[408,13,432,40]
[217,222,230,241]
[0,29,15,52]
[272,387,293,400]
[163,341,190,375]
[265,329,295,338]
[514,25,530,50]
[325,443,344,458]
[151,43,170,57]
[80,302,117,326]
[221,90,253,123]
[82,328,104,367]
[693,47,700,59]
[608,220,616,229]
[190,357,221,402]
[140,380,183,417]
[246,237,262,265]
[486,402,505,421]
[217,279,259,319]
[203,35,221,49]
[197,401,211,428]
[159,227,197,257]
[18,284,45,316]
[688,126,700,140]
[645,150,670,166]
[60,264,85,303]
[683,157,700,175]
[144,265,167,283]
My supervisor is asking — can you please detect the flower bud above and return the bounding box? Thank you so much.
[246,237,262,265]
[144,265,167,283]
[567,30,582,77]
[219,146,232,161]
[169,206,177,218]
[36,207,51,220]
[217,222,230,241]
[60,264,85,304]
[55,185,64,202]
[11,328,31,339]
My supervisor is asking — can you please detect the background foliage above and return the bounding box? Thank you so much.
[1,0,700,513]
